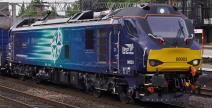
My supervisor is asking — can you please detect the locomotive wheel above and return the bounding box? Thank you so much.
[19,75,26,81]
[92,87,102,98]
[118,86,132,104]
[196,86,201,94]
[33,77,41,84]
[119,91,131,104]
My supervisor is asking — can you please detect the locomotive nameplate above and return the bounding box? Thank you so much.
[176,57,187,62]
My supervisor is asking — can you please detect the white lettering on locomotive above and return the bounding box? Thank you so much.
[127,60,134,64]
[122,44,134,55]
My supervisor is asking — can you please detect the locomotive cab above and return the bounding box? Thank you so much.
[113,4,202,103]
[145,16,201,73]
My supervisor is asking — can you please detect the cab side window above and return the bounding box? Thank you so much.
[85,30,94,49]
[124,20,138,37]
[64,45,70,59]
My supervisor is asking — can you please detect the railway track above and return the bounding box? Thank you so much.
[199,88,212,97]
[0,95,33,108]
[0,76,184,108]
[0,76,141,108]
[0,84,79,108]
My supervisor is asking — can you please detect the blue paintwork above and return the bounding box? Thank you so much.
[12,23,138,74]
[10,20,146,75]
[0,29,8,65]
[9,17,200,77]
[13,26,109,73]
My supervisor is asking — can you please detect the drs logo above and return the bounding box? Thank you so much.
[176,57,187,62]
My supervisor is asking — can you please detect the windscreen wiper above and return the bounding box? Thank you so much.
[148,33,165,45]
[175,20,185,46]
[184,34,194,45]
[178,20,186,38]
[176,20,194,45]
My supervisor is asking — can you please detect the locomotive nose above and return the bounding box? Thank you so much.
[147,48,202,73]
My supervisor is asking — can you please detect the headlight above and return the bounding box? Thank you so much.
[188,59,200,66]
[193,60,199,65]
[149,60,163,67]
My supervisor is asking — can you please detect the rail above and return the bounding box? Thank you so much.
[199,88,212,97]
[0,84,79,108]
[0,95,34,108]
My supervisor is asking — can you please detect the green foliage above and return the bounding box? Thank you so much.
[18,2,25,16]
[65,1,80,17]
[19,0,43,16]
[108,0,140,2]
[49,7,58,17]
[64,0,162,17]
[18,0,58,17]
[107,0,155,3]
[210,0,212,17]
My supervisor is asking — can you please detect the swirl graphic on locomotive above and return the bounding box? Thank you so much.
[50,29,63,62]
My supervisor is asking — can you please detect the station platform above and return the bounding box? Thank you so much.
[201,45,212,89]
[203,45,212,59]
[204,45,212,49]
[202,44,212,73]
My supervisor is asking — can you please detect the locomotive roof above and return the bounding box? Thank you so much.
[114,3,180,18]
[14,3,182,29]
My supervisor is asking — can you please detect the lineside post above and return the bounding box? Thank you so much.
[11,3,16,25]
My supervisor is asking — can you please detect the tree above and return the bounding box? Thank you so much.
[18,2,25,16]
[64,0,165,17]
[210,0,212,18]
[48,6,58,18]
[84,0,157,11]
[21,0,44,17]
[107,0,155,3]
[108,0,140,2]
[65,1,80,17]
[65,6,73,16]
[18,0,58,18]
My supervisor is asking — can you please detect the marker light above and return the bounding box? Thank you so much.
[192,60,199,65]
[147,87,155,93]
[159,8,165,14]
[159,38,165,45]
[157,7,170,14]
[149,60,163,67]
[188,59,200,66]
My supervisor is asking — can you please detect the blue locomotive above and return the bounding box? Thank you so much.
[3,3,202,103]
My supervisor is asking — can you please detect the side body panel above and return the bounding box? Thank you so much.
[11,25,113,74]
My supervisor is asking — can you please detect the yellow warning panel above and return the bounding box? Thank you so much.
[147,48,202,73]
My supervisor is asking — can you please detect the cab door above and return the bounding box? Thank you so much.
[97,29,108,64]
[109,24,122,74]
[110,19,137,75]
